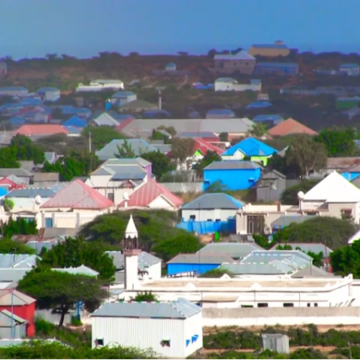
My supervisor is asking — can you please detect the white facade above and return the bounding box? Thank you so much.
[215,79,261,92]
[8,197,51,212]
[38,88,60,102]
[182,208,237,222]
[339,65,359,76]
[76,80,124,92]
[111,93,137,105]
[119,275,355,309]
[91,311,202,358]
[222,149,246,161]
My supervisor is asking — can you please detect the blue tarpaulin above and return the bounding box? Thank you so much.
[177,219,236,234]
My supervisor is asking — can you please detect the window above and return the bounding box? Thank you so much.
[314,303,318,307]
[241,305,253,308]
[283,303,294,307]
[95,338,104,346]
[307,303,311,307]
[207,219,212,222]
[257,303,268,308]
[215,219,221,222]
[107,193,114,201]
[190,215,196,220]
[161,340,170,347]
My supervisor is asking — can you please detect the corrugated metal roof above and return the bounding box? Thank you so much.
[182,193,244,210]
[204,160,261,170]
[253,114,283,122]
[0,254,39,269]
[62,115,87,128]
[111,168,147,181]
[167,253,234,264]
[291,266,335,278]
[0,309,26,323]
[14,125,68,136]
[41,179,114,209]
[118,179,183,208]
[0,289,35,305]
[0,168,32,178]
[197,242,262,259]
[91,298,201,319]
[92,112,119,127]
[222,137,277,157]
[220,262,293,275]
[214,50,255,61]
[7,187,59,198]
[102,158,151,167]
[270,242,333,255]
[268,118,318,137]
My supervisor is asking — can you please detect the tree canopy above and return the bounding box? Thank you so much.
[170,138,195,162]
[194,151,222,177]
[2,217,38,239]
[38,237,116,282]
[315,126,358,157]
[0,239,35,255]
[79,210,201,258]
[115,139,136,158]
[18,270,107,327]
[285,135,327,178]
[140,151,173,180]
[82,126,125,151]
[330,240,360,277]
[280,179,319,205]
[273,216,356,250]
[10,135,45,164]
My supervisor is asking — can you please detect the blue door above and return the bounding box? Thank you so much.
[45,218,53,228]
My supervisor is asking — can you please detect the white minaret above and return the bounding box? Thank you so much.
[124,215,141,291]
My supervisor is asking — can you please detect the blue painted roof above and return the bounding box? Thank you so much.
[340,63,359,68]
[9,116,26,125]
[252,44,288,49]
[64,126,82,134]
[253,114,283,122]
[19,98,43,106]
[246,101,272,109]
[0,188,8,197]
[256,62,298,68]
[206,108,235,115]
[62,115,87,128]
[222,137,278,157]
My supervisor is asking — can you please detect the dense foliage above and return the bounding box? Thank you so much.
[82,126,125,151]
[38,237,116,282]
[272,216,356,250]
[330,240,360,277]
[280,179,319,205]
[79,210,201,259]
[140,150,174,180]
[18,270,107,326]
[200,269,234,278]
[194,151,222,177]
[2,217,38,239]
[0,239,35,255]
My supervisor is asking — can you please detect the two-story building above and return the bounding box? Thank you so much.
[214,50,256,74]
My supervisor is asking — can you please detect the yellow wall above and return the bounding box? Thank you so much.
[248,47,290,57]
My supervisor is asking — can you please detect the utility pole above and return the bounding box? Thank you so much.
[10,248,16,339]
[89,131,93,173]
[156,86,166,110]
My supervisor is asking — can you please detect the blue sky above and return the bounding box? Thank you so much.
[1,0,359,59]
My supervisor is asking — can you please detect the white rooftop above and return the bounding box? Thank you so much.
[303,171,360,203]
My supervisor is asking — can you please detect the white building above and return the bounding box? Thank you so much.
[339,63,360,76]
[37,87,60,102]
[91,298,203,358]
[110,91,137,106]
[181,193,245,222]
[76,79,124,92]
[214,78,262,92]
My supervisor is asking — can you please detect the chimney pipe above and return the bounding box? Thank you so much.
[124,200,128,209]
[276,201,281,212]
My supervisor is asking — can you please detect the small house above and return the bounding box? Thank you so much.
[165,63,176,71]
[339,63,359,76]
[248,41,290,57]
[342,164,360,181]
[203,160,262,190]
[336,96,360,110]
[222,137,277,165]
[268,118,318,137]
[110,91,137,106]
[62,115,87,128]
[181,193,244,222]
[214,50,256,74]
[255,62,299,76]
[167,254,234,275]
[37,87,60,102]
[91,298,203,358]
[214,78,261,92]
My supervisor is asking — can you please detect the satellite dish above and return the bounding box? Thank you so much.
[35,195,42,205]
[123,192,130,201]
[297,191,305,200]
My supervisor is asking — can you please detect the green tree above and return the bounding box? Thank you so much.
[152,231,201,261]
[205,180,231,193]
[115,139,136,158]
[38,237,116,282]
[2,217,38,239]
[200,268,234,278]
[280,180,320,205]
[274,216,356,250]
[0,147,20,168]
[131,291,158,302]
[315,126,358,157]
[330,240,360,277]
[285,135,327,178]
[0,239,35,254]
[194,151,222,177]
[250,123,267,137]
[170,138,195,163]
[18,270,107,327]
[82,126,125,151]
[2,199,14,211]
[140,151,173,180]
[219,132,228,141]
[10,135,45,164]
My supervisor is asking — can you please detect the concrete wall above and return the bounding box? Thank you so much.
[161,182,203,193]
[202,307,360,327]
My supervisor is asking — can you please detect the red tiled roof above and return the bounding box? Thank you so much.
[268,118,318,137]
[118,179,183,208]
[193,138,223,155]
[14,125,69,136]
[41,179,113,210]
[115,118,134,132]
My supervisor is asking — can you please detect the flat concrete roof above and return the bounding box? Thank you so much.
[142,278,344,289]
